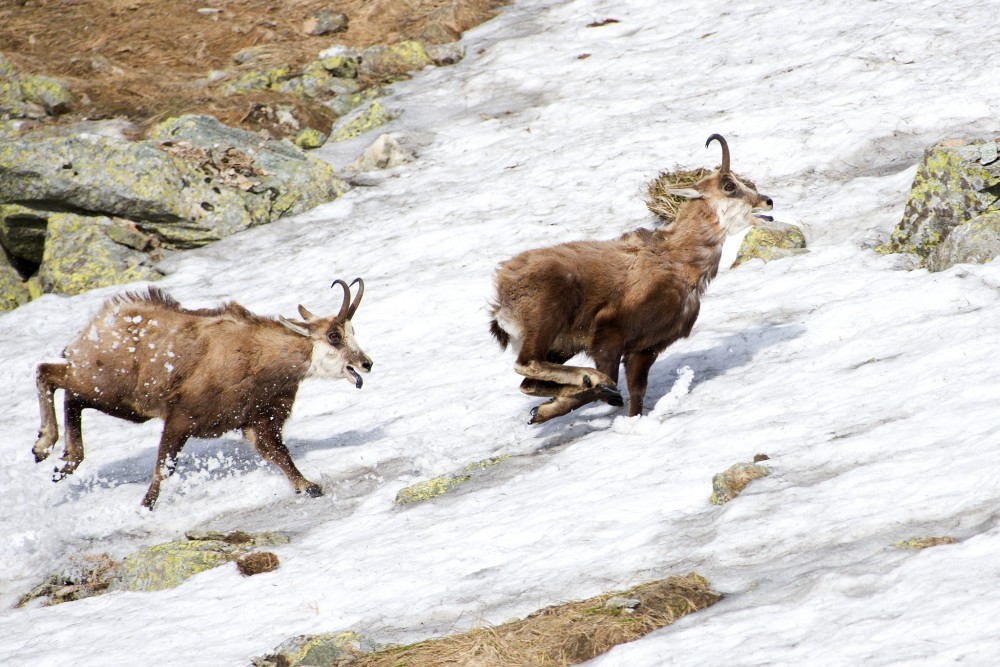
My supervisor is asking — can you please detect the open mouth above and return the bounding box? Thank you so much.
[754,213,774,222]
[346,366,363,389]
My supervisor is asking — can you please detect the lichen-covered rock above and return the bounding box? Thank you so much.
[0,203,47,265]
[731,219,808,268]
[395,456,508,505]
[0,53,73,119]
[880,138,1000,262]
[255,631,369,667]
[37,213,164,295]
[892,536,955,550]
[294,127,327,149]
[152,114,348,219]
[0,251,30,311]
[331,99,392,142]
[0,133,258,248]
[112,532,286,593]
[303,10,349,36]
[927,211,1000,272]
[710,461,771,505]
[359,41,432,79]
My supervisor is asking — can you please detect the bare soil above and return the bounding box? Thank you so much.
[0,0,504,134]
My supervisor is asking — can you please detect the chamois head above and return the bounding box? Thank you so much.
[279,278,373,387]
[663,134,773,235]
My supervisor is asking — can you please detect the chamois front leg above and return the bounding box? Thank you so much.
[33,363,64,463]
[243,422,322,498]
[623,349,658,417]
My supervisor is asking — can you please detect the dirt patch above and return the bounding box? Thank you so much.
[1,0,505,134]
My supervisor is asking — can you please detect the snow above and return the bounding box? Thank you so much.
[2,0,1000,664]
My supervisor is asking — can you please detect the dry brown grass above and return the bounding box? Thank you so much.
[343,573,721,667]
[645,168,759,223]
[0,0,505,132]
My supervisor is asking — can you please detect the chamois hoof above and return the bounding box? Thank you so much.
[33,449,49,464]
[303,483,323,498]
[51,464,77,482]
[594,383,623,406]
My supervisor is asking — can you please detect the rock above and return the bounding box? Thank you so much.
[927,211,1000,272]
[255,632,369,667]
[879,138,1000,263]
[0,115,347,306]
[395,456,508,505]
[294,127,327,149]
[331,99,392,142]
[426,42,466,66]
[0,133,258,248]
[345,133,413,172]
[731,219,808,267]
[0,251,30,311]
[36,212,164,295]
[0,52,73,119]
[359,41,432,79]
[303,11,348,36]
[892,536,955,550]
[152,114,348,220]
[316,46,363,79]
[709,461,770,505]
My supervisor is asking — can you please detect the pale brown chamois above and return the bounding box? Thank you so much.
[32,279,373,509]
[490,134,773,424]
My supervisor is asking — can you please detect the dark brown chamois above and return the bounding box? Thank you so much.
[490,135,772,423]
[33,279,373,509]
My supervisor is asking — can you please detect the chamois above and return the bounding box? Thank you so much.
[32,279,373,509]
[490,134,772,423]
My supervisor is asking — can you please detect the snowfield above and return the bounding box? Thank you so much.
[3,0,1000,664]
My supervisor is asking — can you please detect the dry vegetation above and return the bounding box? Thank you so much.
[334,573,721,667]
[0,0,504,132]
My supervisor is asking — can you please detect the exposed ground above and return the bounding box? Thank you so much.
[0,0,504,134]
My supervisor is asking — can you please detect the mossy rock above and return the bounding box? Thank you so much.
[731,219,807,267]
[927,211,1000,272]
[294,127,327,149]
[395,456,509,505]
[18,74,73,114]
[879,139,1000,262]
[37,213,163,295]
[710,461,770,505]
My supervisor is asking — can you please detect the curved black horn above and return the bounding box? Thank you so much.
[331,279,351,319]
[705,134,730,175]
[347,277,364,319]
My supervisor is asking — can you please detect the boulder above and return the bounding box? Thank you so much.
[927,211,1000,272]
[359,41,433,79]
[709,461,770,505]
[0,250,30,310]
[331,99,393,142]
[0,52,73,120]
[36,213,164,296]
[151,114,348,220]
[254,632,370,667]
[731,219,808,268]
[880,138,1000,262]
[395,456,508,505]
[346,133,413,172]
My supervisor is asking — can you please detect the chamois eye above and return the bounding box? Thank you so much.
[723,181,736,193]
[327,332,342,346]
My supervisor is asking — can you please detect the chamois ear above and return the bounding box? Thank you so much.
[297,305,317,321]
[663,186,703,200]
[279,317,310,337]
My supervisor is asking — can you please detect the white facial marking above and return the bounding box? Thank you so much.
[710,197,755,235]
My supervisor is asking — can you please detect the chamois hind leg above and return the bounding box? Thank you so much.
[623,349,658,417]
[52,393,88,481]
[243,421,322,498]
[141,419,190,509]
[33,363,66,463]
